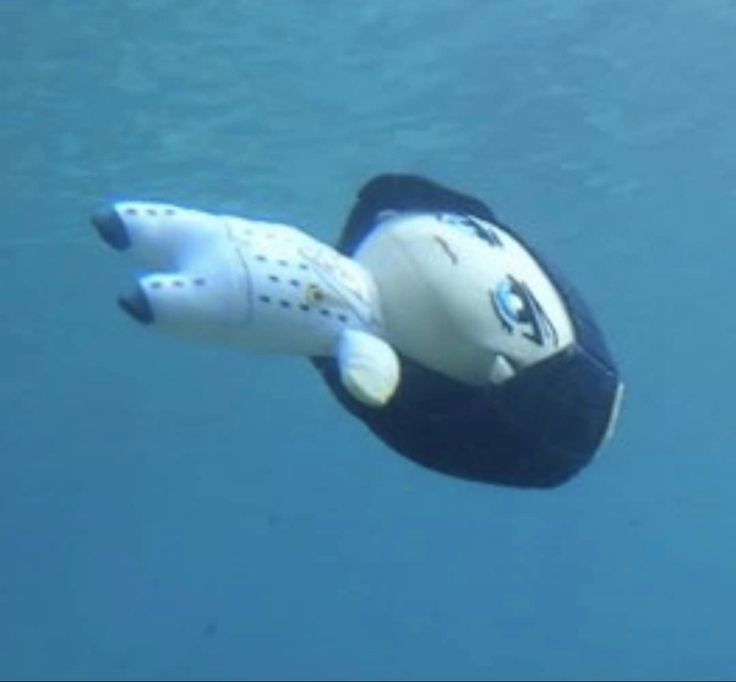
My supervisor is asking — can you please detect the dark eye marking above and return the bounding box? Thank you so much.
[460,215,502,247]
[490,276,558,347]
[436,212,502,248]
[433,235,458,264]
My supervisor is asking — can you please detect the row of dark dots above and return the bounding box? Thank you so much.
[256,254,309,271]
[257,294,348,322]
[124,206,178,217]
[149,277,207,289]
[268,274,302,287]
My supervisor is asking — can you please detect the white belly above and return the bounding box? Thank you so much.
[216,217,383,355]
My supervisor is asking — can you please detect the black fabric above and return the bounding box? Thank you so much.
[337,174,498,254]
[313,174,621,488]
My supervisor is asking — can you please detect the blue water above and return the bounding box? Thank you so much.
[2,1,735,679]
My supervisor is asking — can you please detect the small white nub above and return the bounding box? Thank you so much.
[603,382,625,443]
[337,329,400,407]
[489,354,516,385]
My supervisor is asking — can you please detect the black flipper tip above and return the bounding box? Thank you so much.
[118,287,154,324]
[91,208,130,251]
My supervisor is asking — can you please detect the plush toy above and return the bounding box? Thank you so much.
[93,174,622,488]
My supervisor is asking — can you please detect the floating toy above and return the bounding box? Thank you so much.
[93,174,622,487]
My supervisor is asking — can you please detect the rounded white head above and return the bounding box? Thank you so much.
[354,212,575,386]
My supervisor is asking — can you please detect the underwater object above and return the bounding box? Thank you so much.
[93,174,622,488]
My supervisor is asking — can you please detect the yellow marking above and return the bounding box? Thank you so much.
[298,243,377,326]
[306,283,326,304]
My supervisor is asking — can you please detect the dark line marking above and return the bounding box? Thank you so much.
[434,235,458,265]
[463,216,502,247]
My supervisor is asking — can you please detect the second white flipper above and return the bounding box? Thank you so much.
[337,329,400,407]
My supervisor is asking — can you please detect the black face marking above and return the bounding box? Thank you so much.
[490,276,558,347]
[433,235,458,265]
[438,213,502,248]
[461,215,502,247]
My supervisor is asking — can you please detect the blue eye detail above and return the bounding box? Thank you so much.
[491,276,559,347]
[493,279,523,331]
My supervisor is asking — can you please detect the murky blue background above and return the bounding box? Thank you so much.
[2,1,735,679]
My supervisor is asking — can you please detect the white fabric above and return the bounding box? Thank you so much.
[110,202,577,402]
[354,213,575,386]
[337,329,400,406]
[112,202,384,355]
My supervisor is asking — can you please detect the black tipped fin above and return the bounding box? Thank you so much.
[337,174,498,255]
[118,286,154,325]
[91,208,130,251]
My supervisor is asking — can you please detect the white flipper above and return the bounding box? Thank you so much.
[337,329,400,407]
